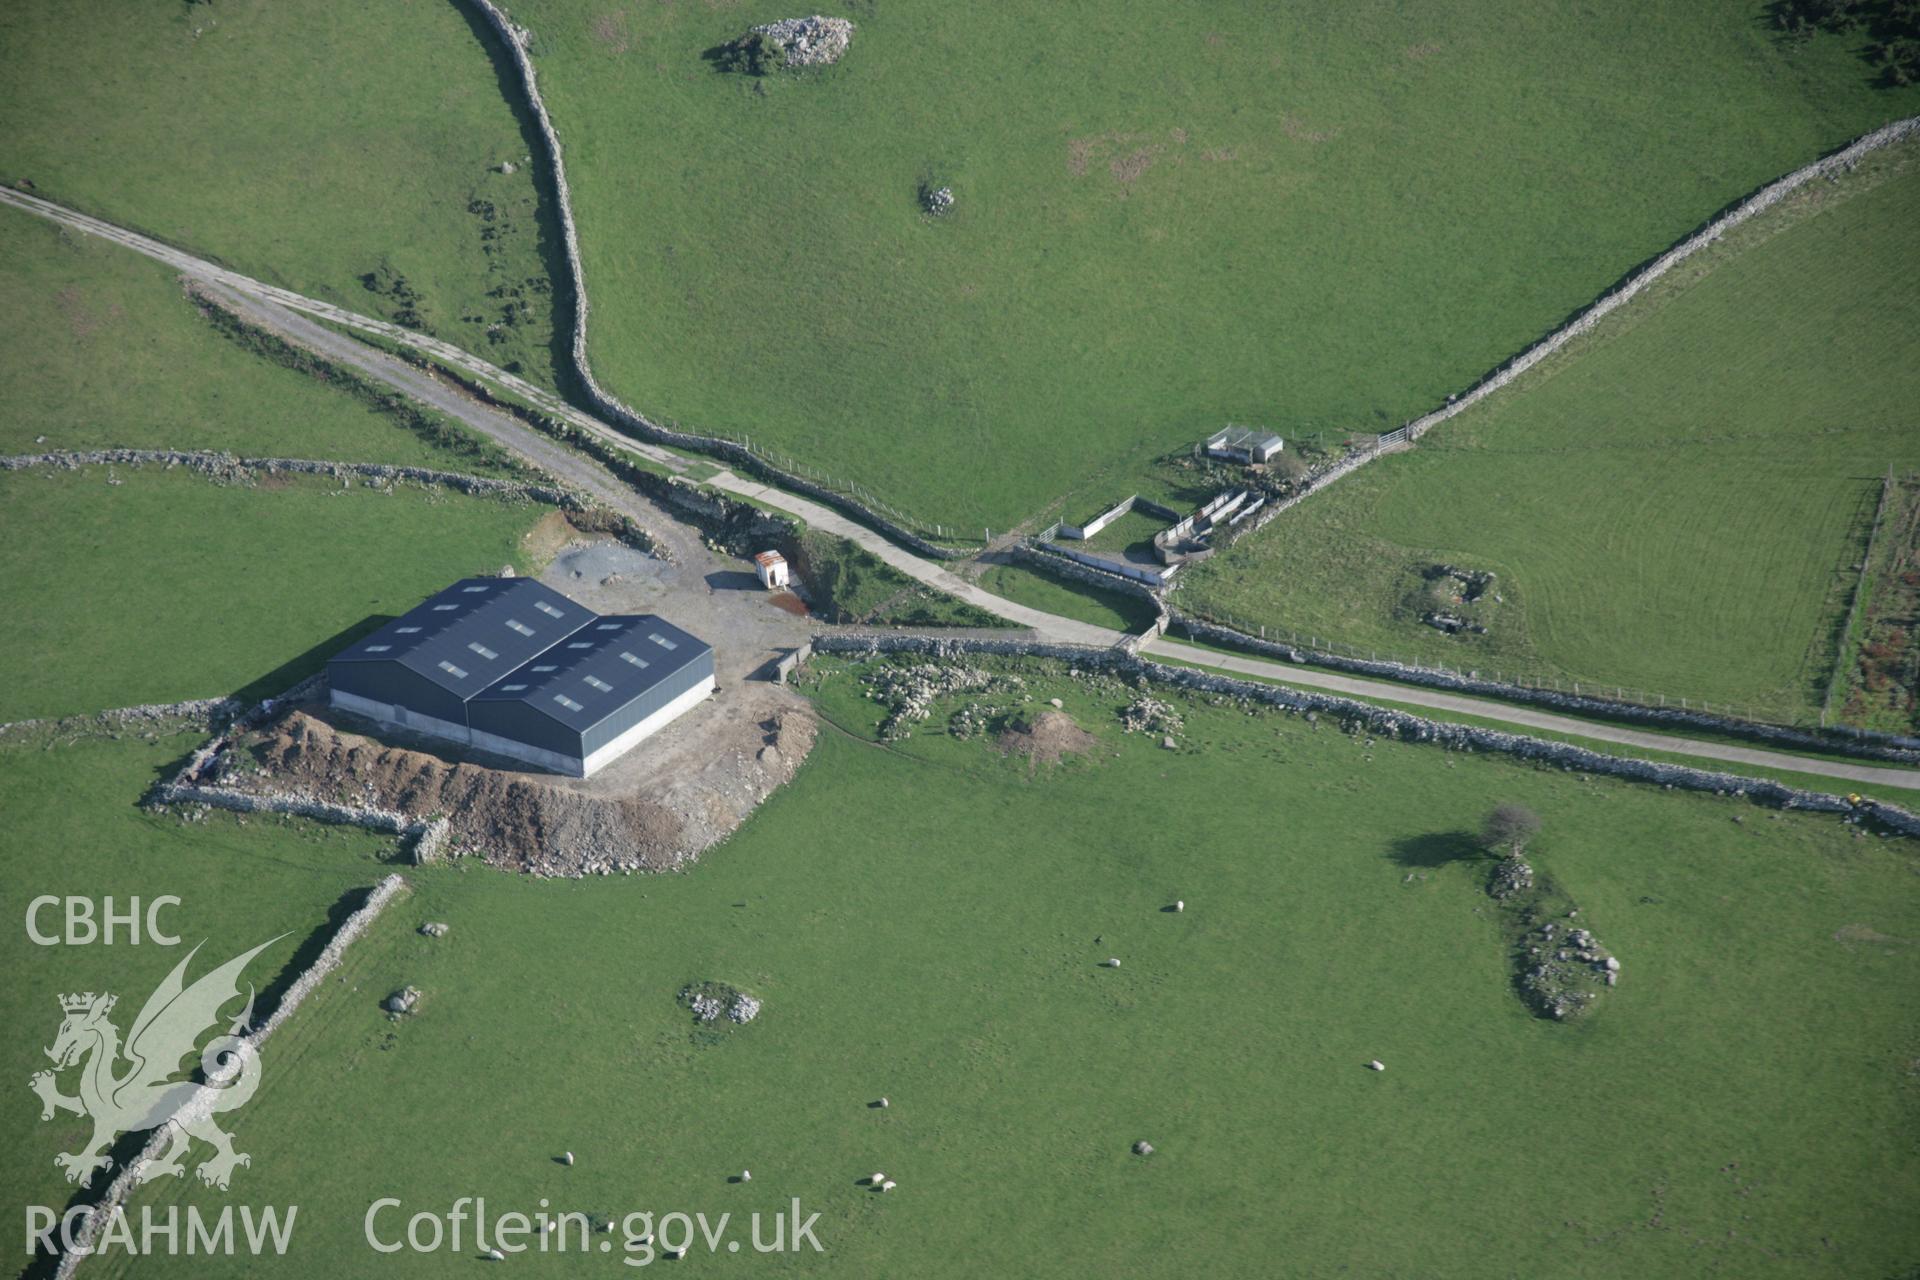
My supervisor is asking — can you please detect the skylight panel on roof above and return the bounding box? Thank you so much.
[619,651,649,669]
[553,694,584,712]
[596,623,622,631]
[532,664,557,672]
[468,642,499,660]
[505,619,534,637]
[499,684,528,692]
[583,675,612,693]
[567,642,593,650]
[433,605,459,612]
[534,601,564,619]
[650,634,679,650]
[437,661,469,679]
[397,626,422,634]
[365,644,392,653]
[462,585,489,594]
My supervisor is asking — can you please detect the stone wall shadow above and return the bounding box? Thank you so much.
[452,1,585,402]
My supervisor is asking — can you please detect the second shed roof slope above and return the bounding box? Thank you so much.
[470,614,712,733]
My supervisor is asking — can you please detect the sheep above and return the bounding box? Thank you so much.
[868,1172,886,1186]
[881,1180,897,1192]
[1367,1060,1385,1072]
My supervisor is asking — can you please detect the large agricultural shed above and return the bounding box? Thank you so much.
[326,577,714,776]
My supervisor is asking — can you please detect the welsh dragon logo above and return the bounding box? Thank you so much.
[30,938,280,1191]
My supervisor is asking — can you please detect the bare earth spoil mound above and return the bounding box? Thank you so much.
[996,709,1098,771]
[232,694,815,876]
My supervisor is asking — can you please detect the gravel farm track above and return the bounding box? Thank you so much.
[3,184,1916,793]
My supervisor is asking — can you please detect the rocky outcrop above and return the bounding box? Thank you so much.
[752,16,854,67]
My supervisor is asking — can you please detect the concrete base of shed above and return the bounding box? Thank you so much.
[329,675,717,777]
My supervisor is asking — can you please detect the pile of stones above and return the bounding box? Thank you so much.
[921,184,955,216]
[1422,610,1487,636]
[680,982,763,1026]
[1120,694,1184,737]
[751,15,855,67]
[1487,855,1533,900]
[1518,920,1620,1019]
[864,662,1017,740]
[384,985,422,1015]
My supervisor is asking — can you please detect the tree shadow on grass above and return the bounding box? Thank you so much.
[1387,830,1484,868]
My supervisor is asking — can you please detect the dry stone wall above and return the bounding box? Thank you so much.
[1195,116,1920,543]
[1399,116,1920,446]
[0,695,244,743]
[1170,614,1920,763]
[1012,543,1164,607]
[51,874,410,1279]
[2,448,573,504]
[809,632,1920,838]
[462,0,967,559]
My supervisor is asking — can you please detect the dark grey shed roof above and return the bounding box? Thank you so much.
[329,577,594,700]
[470,614,712,734]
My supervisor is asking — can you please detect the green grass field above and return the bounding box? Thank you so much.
[0,468,555,722]
[511,0,1917,530]
[1180,144,1920,723]
[57,654,1918,1278]
[1075,508,1167,560]
[977,560,1160,634]
[0,0,564,387]
[0,206,519,472]
[0,733,402,1232]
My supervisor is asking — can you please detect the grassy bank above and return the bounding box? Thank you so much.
[792,530,1002,628]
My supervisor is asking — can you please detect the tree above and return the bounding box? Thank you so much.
[1482,803,1541,855]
